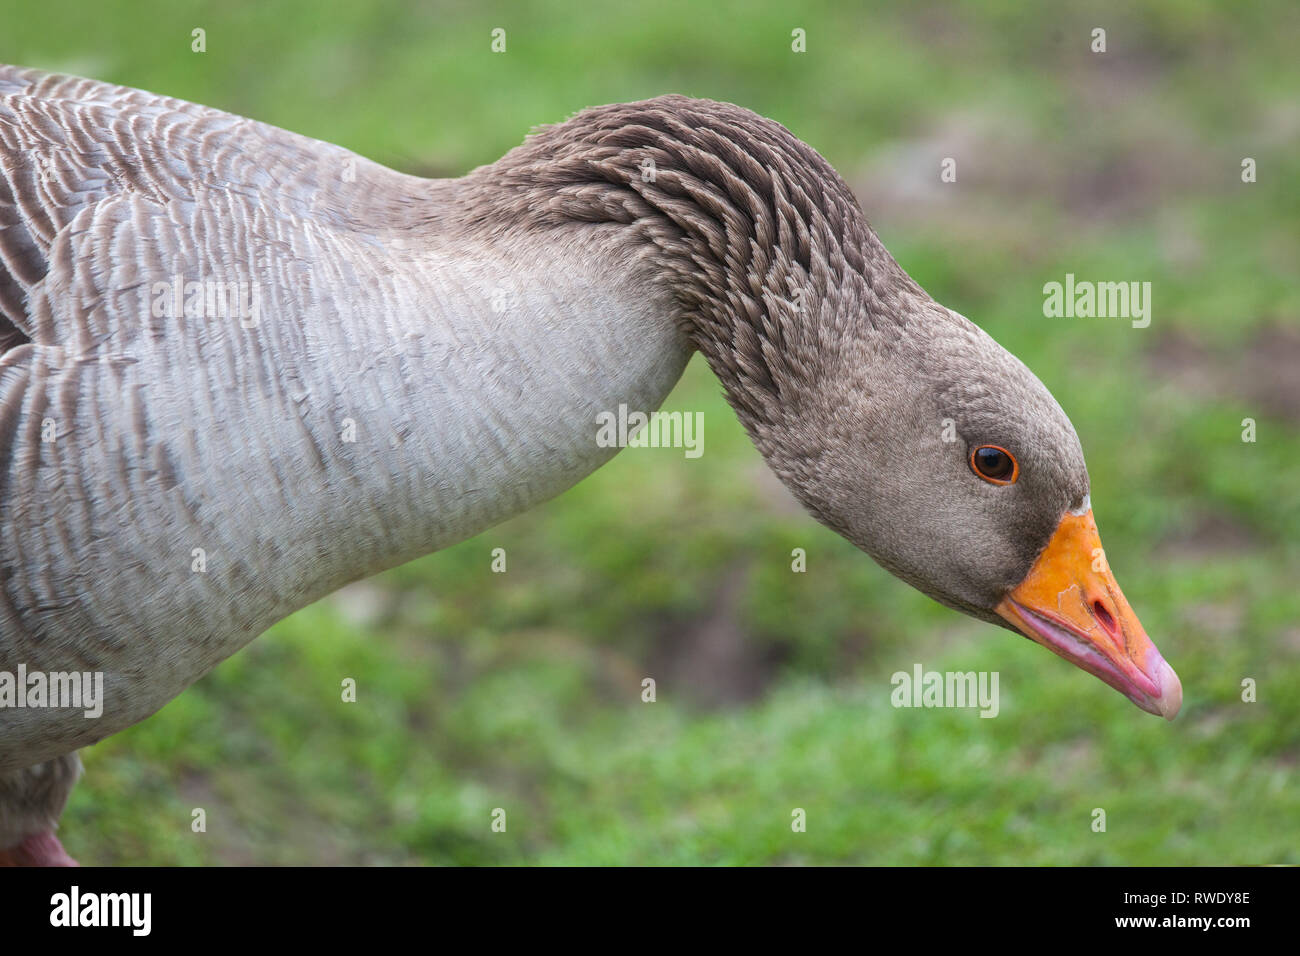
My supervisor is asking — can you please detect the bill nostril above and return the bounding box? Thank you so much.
[1092,599,1119,638]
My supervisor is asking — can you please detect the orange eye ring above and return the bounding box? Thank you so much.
[970,444,1019,485]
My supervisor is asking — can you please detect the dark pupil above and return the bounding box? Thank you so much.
[977,448,1011,479]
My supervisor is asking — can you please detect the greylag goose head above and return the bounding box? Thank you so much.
[472,96,1182,720]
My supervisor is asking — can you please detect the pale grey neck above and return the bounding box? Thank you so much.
[256,225,693,606]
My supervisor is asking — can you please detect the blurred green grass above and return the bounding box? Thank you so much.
[4,0,1297,863]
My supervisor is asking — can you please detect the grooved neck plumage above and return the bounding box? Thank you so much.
[452,95,931,432]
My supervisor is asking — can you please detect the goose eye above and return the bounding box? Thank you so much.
[970,445,1019,485]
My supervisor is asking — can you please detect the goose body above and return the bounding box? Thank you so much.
[0,67,1179,864]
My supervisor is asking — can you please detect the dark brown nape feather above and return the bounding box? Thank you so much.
[0,315,29,355]
[0,140,41,357]
[0,261,33,354]
[456,95,926,433]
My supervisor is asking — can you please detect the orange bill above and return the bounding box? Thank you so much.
[996,508,1181,719]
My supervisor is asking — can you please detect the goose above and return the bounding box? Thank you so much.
[0,66,1181,866]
